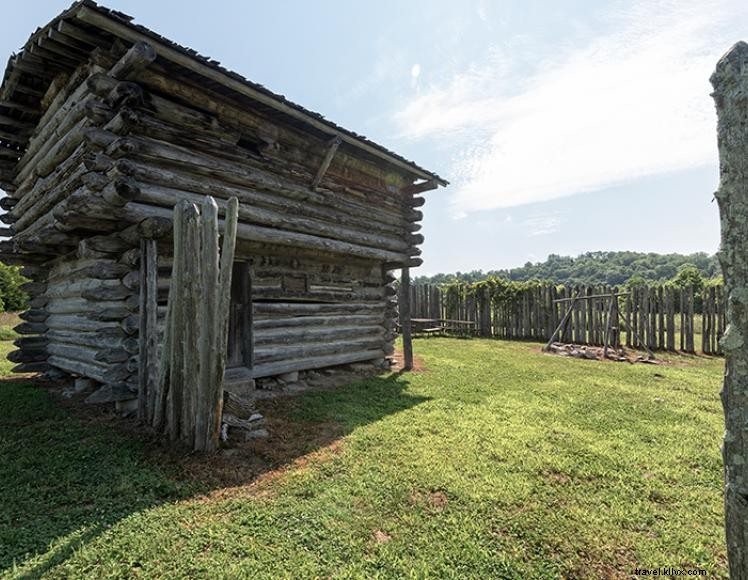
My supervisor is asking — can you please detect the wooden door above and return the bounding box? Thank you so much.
[226,261,253,369]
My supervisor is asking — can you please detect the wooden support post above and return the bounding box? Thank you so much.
[311,135,341,189]
[603,294,615,358]
[544,292,578,351]
[401,267,413,370]
[137,237,158,422]
[711,42,748,577]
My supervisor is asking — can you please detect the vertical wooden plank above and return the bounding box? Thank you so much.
[208,196,239,452]
[144,239,158,424]
[137,240,149,422]
[686,285,695,353]
[641,286,649,351]
[703,287,710,354]
[718,285,725,355]
[401,267,413,370]
[679,288,685,351]
[657,286,665,350]
[603,294,615,357]
[666,287,675,351]
[237,261,254,369]
[195,198,219,451]
[166,202,192,441]
[180,206,201,448]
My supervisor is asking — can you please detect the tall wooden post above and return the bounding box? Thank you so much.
[401,267,413,370]
[137,238,158,422]
[711,40,748,579]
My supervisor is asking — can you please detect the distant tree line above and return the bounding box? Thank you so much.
[414,251,720,288]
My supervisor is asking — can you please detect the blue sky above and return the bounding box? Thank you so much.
[4,0,747,274]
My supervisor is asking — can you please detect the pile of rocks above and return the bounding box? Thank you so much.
[546,342,659,364]
[221,391,267,442]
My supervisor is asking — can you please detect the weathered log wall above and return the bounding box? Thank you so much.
[3,35,426,402]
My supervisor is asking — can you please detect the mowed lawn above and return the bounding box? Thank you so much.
[0,337,726,578]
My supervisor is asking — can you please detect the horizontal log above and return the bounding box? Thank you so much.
[252,313,383,329]
[82,286,133,301]
[130,65,426,191]
[48,343,109,368]
[253,301,384,316]
[48,260,130,281]
[0,198,16,211]
[15,72,92,184]
[113,159,408,238]
[12,362,50,374]
[47,297,133,317]
[46,329,136,352]
[46,314,120,333]
[94,347,130,363]
[19,309,49,323]
[100,177,140,206]
[20,265,46,280]
[129,180,409,253]
[109,41,157,80]
[85,382,136,404]
[7,349,47,363]
[14,322,48,335]
[43,278,127,300]
[48,355,106,382]
[76,236,132,259]
[254,337,384,364]
[250,348,385,379]
[255,324,383,346]
[12,149,87,221]
[108,134,412,229]
[114,201,408,263]
[14,335,49,349]
[18,117,89,186]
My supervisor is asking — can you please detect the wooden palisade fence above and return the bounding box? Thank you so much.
[405,283,725,354]
[140,196,239,452]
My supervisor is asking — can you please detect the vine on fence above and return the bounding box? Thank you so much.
[405,280,725,355]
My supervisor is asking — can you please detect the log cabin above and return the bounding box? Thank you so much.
[0,2,446,409]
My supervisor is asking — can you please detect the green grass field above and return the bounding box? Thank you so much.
[0,337,726,578]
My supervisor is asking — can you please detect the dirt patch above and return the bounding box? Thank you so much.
[409,489,449,512]
[566,544,639,580]
[427,491,449,510]
[372,529,392,544]
[390,350,428,373]
[542,468,571,485]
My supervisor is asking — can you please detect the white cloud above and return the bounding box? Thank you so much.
[394,0,746,215]
[411,63,421,79]
[521,214,563,237]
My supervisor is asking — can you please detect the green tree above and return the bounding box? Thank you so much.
[0,263,28,311]
[670,264,705,294]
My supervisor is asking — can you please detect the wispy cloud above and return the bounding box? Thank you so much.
[521,214,563,237]
[394,0,746,216]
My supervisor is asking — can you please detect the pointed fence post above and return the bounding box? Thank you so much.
[711,40,748,578]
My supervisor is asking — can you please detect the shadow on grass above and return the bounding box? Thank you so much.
[0,373,427,578]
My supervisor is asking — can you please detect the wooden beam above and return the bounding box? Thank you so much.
[311,135,341,188]
[0,100,40,116]
[0,114,31,130]
[401,179,439,196]
[57,20,106,47]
